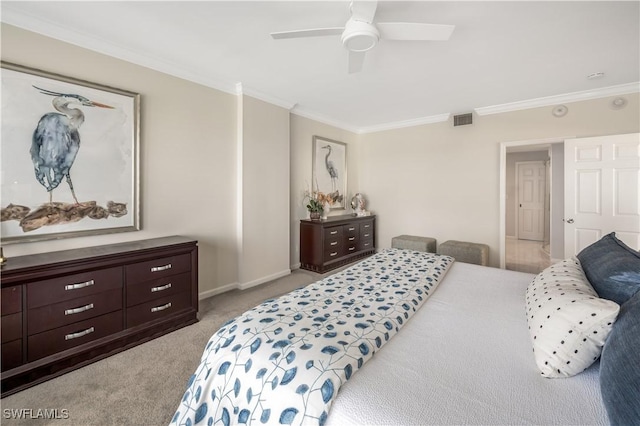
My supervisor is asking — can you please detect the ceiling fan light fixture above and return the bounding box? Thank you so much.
[342,19,379,52]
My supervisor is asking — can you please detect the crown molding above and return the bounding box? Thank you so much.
[358,113,451,134]
[475,82,640,116]
[239,86,297,111]
[1,5,239,96]
[290,106,361,134]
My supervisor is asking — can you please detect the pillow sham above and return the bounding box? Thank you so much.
[599,290,640,425]
[525,257,620,378]
[577,232,640,306]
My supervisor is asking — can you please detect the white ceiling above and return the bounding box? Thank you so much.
[2,1,639,133]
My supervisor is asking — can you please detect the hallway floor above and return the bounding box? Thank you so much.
[505,238,553,274]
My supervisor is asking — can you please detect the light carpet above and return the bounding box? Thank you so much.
[1,268,327,425]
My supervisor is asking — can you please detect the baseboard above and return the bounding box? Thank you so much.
[290,262,301,270]
[506,235,516,240]
[237,269,292,291]
[199,282,237,301]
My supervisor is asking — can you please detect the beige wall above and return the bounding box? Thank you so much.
[1,24,239,294]
[289,114,359,267]
[360,95,640,266]
[239,95,290,287]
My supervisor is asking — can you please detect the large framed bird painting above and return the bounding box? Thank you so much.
[312,135,347,210]
[0,62,140,243]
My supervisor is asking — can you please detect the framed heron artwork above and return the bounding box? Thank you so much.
[0,62,140,243]
[312,135,347,210]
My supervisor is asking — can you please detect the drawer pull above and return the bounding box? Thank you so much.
[348,237,355,241]
[65,303,94,316]
[329,252,338,257]
[151,283,172,293]
[364,224,370,228]
[65,327,95,341]
[151,302,172,313]
[348,227,355,231]
[330,230,338,235]
[151,264,172,272]
[364,242,371,247]
[349,247,356,251]
[65,280,95,291]
[330,241,338,246]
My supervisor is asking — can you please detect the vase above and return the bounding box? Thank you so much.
[309,211,321,220]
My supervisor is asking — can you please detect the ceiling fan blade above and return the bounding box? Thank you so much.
[271,27,344,39]
[348,51,366,74]
[377,22,455,41]
[351,1,378,23]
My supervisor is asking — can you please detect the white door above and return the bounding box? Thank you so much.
[564,133,640,257]
[518,161,546,241]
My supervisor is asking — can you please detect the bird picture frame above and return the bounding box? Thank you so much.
[0,61,140,244]
[312,135,347,211]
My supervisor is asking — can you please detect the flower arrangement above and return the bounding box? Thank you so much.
[304,189,330,214]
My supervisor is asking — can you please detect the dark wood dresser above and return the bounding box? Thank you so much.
[300,214,375,273]
[0,236,198,397]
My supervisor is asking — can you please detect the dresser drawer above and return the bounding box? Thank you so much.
[359,238,374,251]
[343,223,358,237]
[1,313,22,343]
[126,272,191,307]
[28,288,122,335]
[27,267,123,309]
[324,246,343,262]
[2,286,22,315]
[323,226,343,241]
[28,310,123,362]
[126,290,191,328]
[343,243,358,256]
[359,220,374,239]
[125,253,191,284]
[2,340,22,371]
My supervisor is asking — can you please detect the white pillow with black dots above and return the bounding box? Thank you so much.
[525,257,620,378]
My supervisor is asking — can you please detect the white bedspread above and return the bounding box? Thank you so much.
[327,261,608,425]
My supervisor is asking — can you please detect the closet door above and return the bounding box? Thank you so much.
[564,133,640,257]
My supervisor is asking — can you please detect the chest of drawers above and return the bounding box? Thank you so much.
[0,236,198,397]
[300,215,376,273]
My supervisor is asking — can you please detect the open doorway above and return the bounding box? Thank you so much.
[499,138,566,272]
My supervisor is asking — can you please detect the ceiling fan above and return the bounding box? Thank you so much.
[270,1,455,73]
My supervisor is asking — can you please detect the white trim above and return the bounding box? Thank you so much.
[290,107,361,134]
[199,282,238,301]
[476,82,640,116]
[290,262,301,270]
[237,269,292,291]
[241,86,297,111]
[1,5,239,96]
[358,113,451,134]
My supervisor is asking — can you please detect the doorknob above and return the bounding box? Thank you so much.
[565,218,574,224]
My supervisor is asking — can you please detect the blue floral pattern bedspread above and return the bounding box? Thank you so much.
[171,249,453,426]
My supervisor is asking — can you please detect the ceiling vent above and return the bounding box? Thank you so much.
[453,113,473,126]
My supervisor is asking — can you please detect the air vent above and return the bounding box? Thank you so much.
[453,113,473,126]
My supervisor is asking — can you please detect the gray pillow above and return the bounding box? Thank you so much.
[576,233,640,305]
[599,290,640,425]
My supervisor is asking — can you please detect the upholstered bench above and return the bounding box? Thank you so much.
[438,240,490,266]
[391,235,436,253]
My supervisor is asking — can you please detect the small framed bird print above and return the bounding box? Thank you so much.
[312,136,347,210]
[0,62,140,243]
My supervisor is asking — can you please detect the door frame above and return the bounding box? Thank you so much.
[499,136,573,269]
[515,160,546,241]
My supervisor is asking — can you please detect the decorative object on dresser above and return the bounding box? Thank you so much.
[0,62,140,244]
[0,236,198,397]
[312,136,346,210]
[300,214,375,273]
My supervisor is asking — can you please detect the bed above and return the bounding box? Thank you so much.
[171,236,640,426]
